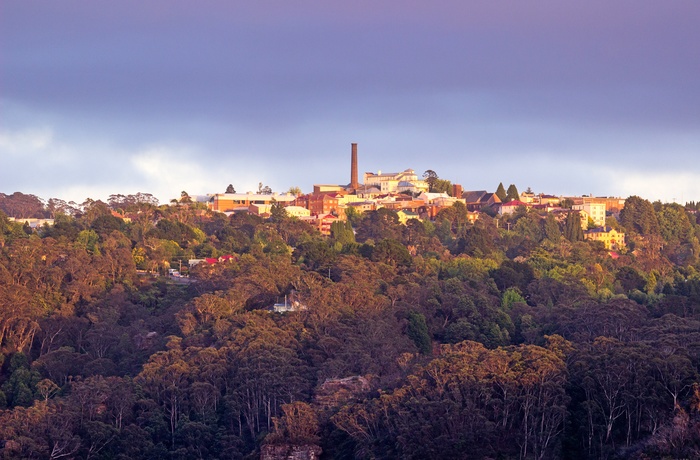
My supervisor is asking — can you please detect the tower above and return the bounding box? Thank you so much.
[350,143,359,191]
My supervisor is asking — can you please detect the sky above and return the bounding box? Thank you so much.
[1,1,699,205]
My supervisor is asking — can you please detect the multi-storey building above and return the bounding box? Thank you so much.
[363,169,429,194]
[572,202,606,227]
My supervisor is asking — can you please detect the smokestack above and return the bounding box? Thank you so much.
[350,143,359,191]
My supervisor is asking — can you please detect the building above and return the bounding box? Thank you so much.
[462,191,502,212]
[300,214,342,235]
[345,201,376,214]
[283,206,311,218]
[363,169,429,194]
[498,200,530,215]
[7,218,55,228]
[520,191,535,203]
[572,202,606,227]
[569,196,626,214]
[271,291,308,313]
[584,227,626,251]
[307,193,342,216]
[397,210,421,224]
[208,193,296,213]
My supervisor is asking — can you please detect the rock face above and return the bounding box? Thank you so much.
[314,375,370,410]
[260,444,322,460]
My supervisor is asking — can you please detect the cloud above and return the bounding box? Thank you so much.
[601,169,700,204]
[0,127,54,155]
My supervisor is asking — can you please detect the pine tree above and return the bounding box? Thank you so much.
[506,184,520,202]
[544,214,561,243]
[495,183,507,202]
[564,211,584,242]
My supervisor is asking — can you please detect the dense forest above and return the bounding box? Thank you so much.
[1,191,700,459]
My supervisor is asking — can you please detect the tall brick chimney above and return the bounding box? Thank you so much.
[350,143,359,191]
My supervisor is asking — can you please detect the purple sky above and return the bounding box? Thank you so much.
[2,1,699,204]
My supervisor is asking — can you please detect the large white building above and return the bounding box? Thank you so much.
[363,169,429,194]
[572,202,606,227]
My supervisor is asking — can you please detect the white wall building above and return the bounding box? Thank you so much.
[363,169,429,194]
[572,202,606,227]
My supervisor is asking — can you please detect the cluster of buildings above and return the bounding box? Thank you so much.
[199,144,626,251]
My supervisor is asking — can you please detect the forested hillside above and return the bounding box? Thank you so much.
[1,193,700,459]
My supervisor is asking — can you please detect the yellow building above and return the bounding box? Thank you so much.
[208,193,296,213]
[584,227,626,251]
[397,210,421,225]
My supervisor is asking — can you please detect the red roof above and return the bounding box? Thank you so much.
[502,200,529,207]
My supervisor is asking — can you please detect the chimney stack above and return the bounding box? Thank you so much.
[350,143,359,191]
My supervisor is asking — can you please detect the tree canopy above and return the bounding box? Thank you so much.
[0,191,699,459]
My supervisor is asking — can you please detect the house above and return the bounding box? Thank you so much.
[537,194,561,206]
[188,254,236,268]
[520,191,536,203]
[462,191,501,212]
[498,200,530,216]
[300,214,342,235]
[306,193,342,216]
[249,204,272,216]
[584,227,626,250]
[397,210,421,225]
[345,201,376,214]
[7,218,55,228]
[283,206,311,218]
[271,291,308,313]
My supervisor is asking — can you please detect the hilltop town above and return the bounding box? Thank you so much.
[198,144,628,252]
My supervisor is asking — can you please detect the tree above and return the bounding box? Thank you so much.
[544,214,561,243]
[406,312,431,353]
[506,184,520,202]
[560,198,574,209]
[620,195,660,236]
[287,186,302,196]
[257,183,273,195]
[432,178,452,195]
[0,192,45,219]
[423,170,439,192]
[225,184,236,194]
[330,220,355,246]
[180,191,192,203]
[495,182,507,202]
[564,211,584,242]
[269,200,289,223]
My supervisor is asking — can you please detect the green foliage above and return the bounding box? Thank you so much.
[505,183,520,202]
[564,211,584,242]
[3,190,700,459]
[431,178,452,195]
[495,182,507,201]
[406,312,431,353]
[501,287,525,309]
[544,213,561,243]
[620,195,660,235]
[76,229,101,254]
[330,220,355,246]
